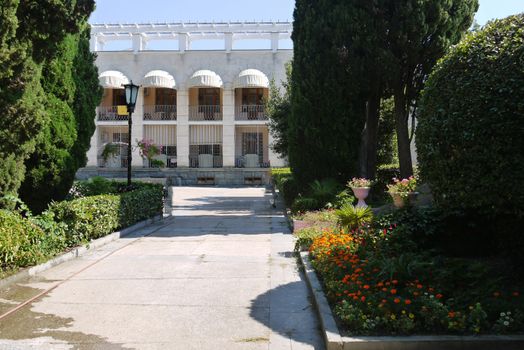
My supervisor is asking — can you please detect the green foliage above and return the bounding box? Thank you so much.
[150,159,165,168]
[417,14,524,219]
[0,210,47,271]
[291,197,319,213]
[49,183,164,246]
[294,226,323,252]
[0,0,96,208]
[19,26,102,213]
[267,62,292,158]
[377,98,397,166]
[309,178,341,206]
[335,205,373,231]
[333,189,356,209]
[289,0,366,186]
[279,176,300,207]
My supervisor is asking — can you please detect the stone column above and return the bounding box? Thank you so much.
[177,85,190,167]
[222,84,235,167]
[131,91,144,166]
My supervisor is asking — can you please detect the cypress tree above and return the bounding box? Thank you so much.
[289,0,366,186]
[0,0,95,209]
[20,27,102,212]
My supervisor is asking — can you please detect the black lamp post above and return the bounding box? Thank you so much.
[123,80,140,187]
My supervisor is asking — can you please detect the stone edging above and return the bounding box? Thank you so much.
[299,252,524,350]
[0,214,164,290]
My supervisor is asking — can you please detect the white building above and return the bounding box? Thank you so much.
[81,22,292,184]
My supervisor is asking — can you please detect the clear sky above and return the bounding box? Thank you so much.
[90,0,524,25]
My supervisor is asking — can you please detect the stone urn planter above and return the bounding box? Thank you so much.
[351,187,371,208]
[389,192,418,208]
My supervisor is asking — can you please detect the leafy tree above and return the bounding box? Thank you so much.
[377,98,398,167]
[289,0,367,186]
[267,62,292,159]
[383,0,478,178]
[417,14,524,218]
[0,0,95,208]
[19,27,101,213]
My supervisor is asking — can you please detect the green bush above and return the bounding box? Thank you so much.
[309,178,341,206]
[291,197,319,213]
[0,210,49,272]
[294,226,323,251]
[416,14,524,218]
[50,183,163,245]
[271,168,300,207]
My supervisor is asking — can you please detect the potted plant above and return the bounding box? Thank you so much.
[348,178,373,208]
[387,176,418,208]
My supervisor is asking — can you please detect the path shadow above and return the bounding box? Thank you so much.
[250,279,325,349]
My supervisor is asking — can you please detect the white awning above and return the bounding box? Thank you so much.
[142,70,176,89]
[188,70,223,88]
[98,70,129,89]
[233,69,269,89]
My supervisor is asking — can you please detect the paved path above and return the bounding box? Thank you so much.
[0,187,323,349]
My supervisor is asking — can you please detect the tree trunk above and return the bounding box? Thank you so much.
[359,91,381,179]
[394,88,413,178]
[365,92,380,179]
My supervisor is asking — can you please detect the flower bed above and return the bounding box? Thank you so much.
[308,209,524,335]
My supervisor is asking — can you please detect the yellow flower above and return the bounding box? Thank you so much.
[390,314,396,320]
[409,313,415,319]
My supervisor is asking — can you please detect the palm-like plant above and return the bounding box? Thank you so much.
[335,204,373,231]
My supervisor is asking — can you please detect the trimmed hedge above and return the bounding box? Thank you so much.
[0,210,64,273]
[0,181,163,275]
[416,14,524,218]
[50,183,163,245]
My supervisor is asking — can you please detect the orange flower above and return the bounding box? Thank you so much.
[416,284,423,289]
[394,298,400,304]
[381,299,387,304]
[363,285,370,290]
[448,311,456,318]
[390,289,397,295]
[413,291,420,296]
[382,288,388,292]
[377,282,384,287]
[404,299,412,305]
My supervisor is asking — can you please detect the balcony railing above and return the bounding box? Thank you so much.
[235,105,268,121]
[97,106,128,121]
[189,154,223,168]
[144,105,177,121]
[189,105,223,121]
[235,155,270,168]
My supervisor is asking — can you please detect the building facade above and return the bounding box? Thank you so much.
[82,22,292,184]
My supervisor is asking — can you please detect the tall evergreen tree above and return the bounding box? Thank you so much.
[0,0,95,207]
[267,62,292,159]
[289,0,367,186]
[382,0,478,178]
[19,26,101,213]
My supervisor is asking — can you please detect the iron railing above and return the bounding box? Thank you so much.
[235,155,270,168]
[97,106,128,121]
[189,105,223,121]
[235,105,267,121]
[143,105,177,121]
[189,154,223,168]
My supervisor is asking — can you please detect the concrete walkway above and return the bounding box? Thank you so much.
[0,187,323,349]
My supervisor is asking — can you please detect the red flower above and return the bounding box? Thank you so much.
[394,298,400,304]
[361,296,366,302]
[436,294,443,299]
[363,285,370,290]
[404,299,412,305]
[390,289,397,295]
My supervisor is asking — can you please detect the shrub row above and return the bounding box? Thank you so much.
[0,181,164,275]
